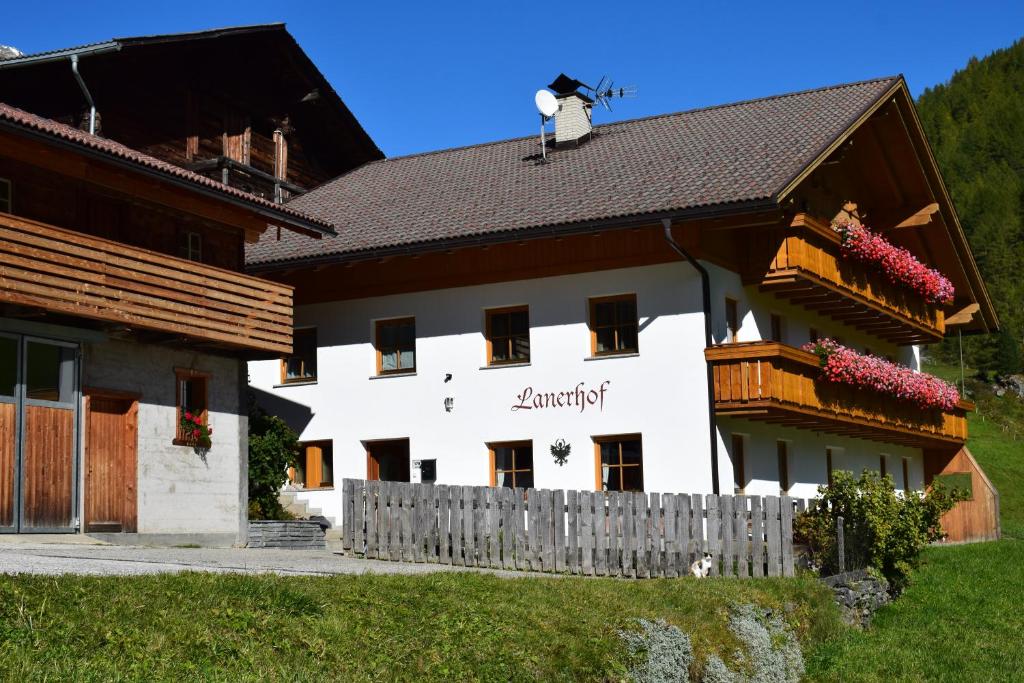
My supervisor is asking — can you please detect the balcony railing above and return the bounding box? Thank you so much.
[705,342,970,448]
[744,214,945,345]
[0,211,292,355]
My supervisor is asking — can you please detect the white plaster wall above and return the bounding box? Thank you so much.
[250,263,713,521]
[83,339,245,539]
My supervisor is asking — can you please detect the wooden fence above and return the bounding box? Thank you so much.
[341,479,797,578]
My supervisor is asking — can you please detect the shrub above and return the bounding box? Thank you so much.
[700,604,804,683]
[795,470,965,591]
[618,618,694,683]
[247,396,300,520]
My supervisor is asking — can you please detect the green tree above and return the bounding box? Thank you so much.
[994,328,1022,376]
[247,397,299,520]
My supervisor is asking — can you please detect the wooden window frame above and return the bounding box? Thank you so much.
[826,447,834,487]
[0,177,11,214]
[290,440,334,490]
[588,294,639,357]
[593,434,644,492]
[485,306,530,366]
[375,317,416,375]
[173,367,210,446]
[725,298,740,343]
[731,434,746,494]
[809,327,819,343]
[902,457,911,492]
[880,454,888,481]
[488,441,534,488]
[777,440,790,494]
[280,327,318,384]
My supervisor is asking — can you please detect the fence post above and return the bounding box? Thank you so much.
[837,515,846,573]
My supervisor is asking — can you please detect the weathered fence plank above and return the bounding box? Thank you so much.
[342,480,796,581]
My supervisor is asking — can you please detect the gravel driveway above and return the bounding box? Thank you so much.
[0,542,526,578]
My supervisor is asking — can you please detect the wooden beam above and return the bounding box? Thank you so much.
[945,303,981,326]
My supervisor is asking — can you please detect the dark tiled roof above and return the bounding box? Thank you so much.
[0,102,335,232]
[247,76,900,266]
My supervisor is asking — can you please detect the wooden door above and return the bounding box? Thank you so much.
[0,333,16,531]
[19,338,78,531]
[84,391,138,533]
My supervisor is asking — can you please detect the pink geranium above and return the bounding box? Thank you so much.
[832,220,955,305]
[803,338,960,411]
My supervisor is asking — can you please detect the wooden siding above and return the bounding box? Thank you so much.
[21,405,74,529]
[0,211,293,354]
[745,214,945,345]
[84,392,139,533]
[925,447,1000,543]
[705,341,970,448]
[342,479,798,578]
[0,402,14,528]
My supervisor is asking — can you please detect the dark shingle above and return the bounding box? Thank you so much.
[247,76,899,266]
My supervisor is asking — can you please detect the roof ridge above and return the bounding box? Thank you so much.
[357,75,902,166]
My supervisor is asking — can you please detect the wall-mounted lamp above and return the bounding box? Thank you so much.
[444,397,454,412]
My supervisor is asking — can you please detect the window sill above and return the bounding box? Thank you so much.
[291,486,335,492]
[173,438,211,448]
[584,352,640,361]
[369,371,417,380]
[274,380,318,388]
[479,362,531,370]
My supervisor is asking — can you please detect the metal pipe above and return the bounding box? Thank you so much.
[662,218,721,495]
[69,54,96,135]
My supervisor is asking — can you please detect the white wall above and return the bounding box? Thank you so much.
[250,262,713,520]
[84,339,245,542]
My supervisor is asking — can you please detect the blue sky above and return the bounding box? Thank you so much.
[4,1,1022,157]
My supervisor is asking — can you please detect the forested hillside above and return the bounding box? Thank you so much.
[917,37,1024,374]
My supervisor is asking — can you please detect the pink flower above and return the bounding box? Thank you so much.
[184,411,192,420]
[832,220,955,305]
[803,338,960,411]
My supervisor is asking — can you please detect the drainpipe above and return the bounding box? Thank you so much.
[70,54,96,135]
[662,218,721,495]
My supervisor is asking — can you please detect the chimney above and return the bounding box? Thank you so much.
[548,74,593,147]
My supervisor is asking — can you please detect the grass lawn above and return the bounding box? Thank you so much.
[0,570,840,681]
[806,540,1024,682]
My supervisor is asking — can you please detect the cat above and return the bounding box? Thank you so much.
[690,552,713,578]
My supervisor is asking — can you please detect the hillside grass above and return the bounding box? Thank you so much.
[0,570,841,681]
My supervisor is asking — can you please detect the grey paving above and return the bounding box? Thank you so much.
[0,543,534,578]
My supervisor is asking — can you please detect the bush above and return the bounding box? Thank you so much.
[795,470,965,591]
[247,396,300,520]
[700,604,804,683]
[618,618,694,683]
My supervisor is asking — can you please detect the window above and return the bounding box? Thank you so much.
[809,327,819,343]
[770,314,784,343]
[375,317,416,374]
[826,447,834,486]
[902,457,911,492]
[281,327,317,383]
[290,441,334,489]
[595,435,644,492]
[725,298,740,343]
[0,178,11,214]
[777,441,790,494]
[485,306,530,365]
[880,454,888,481]
[731,434,746,494]
[179,231,202,262]
[490,442,534,489]
[589,294,639,356]
[174,368,209,445]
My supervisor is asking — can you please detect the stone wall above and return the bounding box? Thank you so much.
[247,520,326,549]
[822,569,891,628]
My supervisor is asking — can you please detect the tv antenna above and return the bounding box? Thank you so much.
[586,75,638,111]
[534,89,558,162]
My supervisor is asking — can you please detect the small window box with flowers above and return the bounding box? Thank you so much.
[179,410,213,449]
[174,368,213,448]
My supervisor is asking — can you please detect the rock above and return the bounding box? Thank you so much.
[822,569,891,628]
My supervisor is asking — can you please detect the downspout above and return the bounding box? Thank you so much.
[662,218,721,495]
[69,54,96,135]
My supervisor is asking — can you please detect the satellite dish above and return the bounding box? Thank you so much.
[535,89,558,118]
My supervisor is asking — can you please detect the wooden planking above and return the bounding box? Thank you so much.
[341,479,355,551]
[21,406,74,529]
[927,447,1001,543]
[706,341,970,447]
[84,393,138,533]
[0,403,13,528]
[0,211,292,354]
[342,480,798,579]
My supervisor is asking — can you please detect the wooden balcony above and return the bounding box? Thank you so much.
[744,214,945,345]
[0,211,292,355]
[705,342,970,448]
